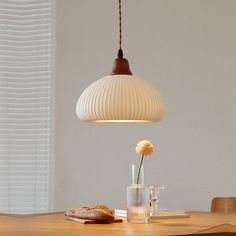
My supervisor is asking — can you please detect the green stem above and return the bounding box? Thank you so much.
[136,155,144,185]
[136,155,144,206]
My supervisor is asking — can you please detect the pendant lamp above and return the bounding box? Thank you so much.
[76,0,165,123]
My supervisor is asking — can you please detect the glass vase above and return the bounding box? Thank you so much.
[127,164,150,223]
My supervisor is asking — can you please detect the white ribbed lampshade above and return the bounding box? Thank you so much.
[76,75,165,122]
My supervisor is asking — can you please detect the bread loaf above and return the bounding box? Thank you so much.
[65,204,115,223]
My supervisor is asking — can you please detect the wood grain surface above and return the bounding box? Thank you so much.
[0,211,236,236]
[211,197,236,213]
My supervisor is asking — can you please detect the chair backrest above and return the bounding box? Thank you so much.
[211,197,236,213]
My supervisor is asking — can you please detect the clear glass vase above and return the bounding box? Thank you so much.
[127,164,150,223]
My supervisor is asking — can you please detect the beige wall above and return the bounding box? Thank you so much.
[54,0,236,211]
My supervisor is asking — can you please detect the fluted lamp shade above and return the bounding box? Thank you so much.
[76,0,165,123]
[76,74,165,123]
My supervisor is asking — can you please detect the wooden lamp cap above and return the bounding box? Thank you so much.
[111,58,132,75]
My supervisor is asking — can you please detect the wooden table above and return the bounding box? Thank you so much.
[0,212,236,236]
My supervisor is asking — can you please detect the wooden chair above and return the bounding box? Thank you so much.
[211,197,236,213]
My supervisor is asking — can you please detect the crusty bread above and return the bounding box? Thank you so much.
[65,204,115,223]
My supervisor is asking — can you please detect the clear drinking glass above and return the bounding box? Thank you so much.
[127,164,150,223]
[150,185,165,212]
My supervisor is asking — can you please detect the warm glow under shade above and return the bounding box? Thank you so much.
[76,75,165,123]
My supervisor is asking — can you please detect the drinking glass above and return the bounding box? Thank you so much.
[150,185,165,212]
